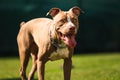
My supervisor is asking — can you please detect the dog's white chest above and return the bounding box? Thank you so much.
[49,47,69,61]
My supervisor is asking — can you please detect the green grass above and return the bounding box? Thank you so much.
[0,52,120,80]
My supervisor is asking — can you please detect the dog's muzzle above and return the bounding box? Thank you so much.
[59,32,76,48]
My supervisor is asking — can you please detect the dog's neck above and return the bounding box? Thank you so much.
[49,30,70,61]
[49,30,67,49]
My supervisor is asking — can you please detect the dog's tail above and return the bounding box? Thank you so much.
[20,21,25,28]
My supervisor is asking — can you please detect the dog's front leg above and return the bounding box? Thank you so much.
[37,60,45,80]
[37,49,48,80]
[63,58,72,80]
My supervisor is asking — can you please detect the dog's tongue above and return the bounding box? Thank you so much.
[61,35,76,48]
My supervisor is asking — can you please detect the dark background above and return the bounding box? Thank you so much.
[0,0,120,56]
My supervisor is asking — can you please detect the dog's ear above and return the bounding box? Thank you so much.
[46,8,61,17]
[70,6,84,16]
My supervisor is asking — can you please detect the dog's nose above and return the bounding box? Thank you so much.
[69,27,75,31]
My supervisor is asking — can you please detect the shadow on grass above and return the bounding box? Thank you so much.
[0,78,21,80]
[0,78,38,80]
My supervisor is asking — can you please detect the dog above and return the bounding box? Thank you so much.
[17,6,82,80]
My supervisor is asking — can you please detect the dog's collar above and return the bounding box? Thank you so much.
[49,30,67,48]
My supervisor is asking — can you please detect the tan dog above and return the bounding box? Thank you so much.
[17,6,82,80]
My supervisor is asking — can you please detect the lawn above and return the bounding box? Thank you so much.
[0,52,120,80]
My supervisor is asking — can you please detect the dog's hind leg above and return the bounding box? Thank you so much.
[28,53,37,80]
[19,48,30,80]
[28,43,38,80]
[17,21,30,80]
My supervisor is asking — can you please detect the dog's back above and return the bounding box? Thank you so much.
[17,18,53,47]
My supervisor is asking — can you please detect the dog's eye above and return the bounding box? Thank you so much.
[71,18,77,23]
[56,27,60,30]
[59,24,64,27]
[60,19,66,23]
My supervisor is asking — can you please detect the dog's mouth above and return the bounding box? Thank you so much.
[59,32,76,48]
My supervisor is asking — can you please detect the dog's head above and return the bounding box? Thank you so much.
[47,6,83,48]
